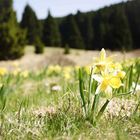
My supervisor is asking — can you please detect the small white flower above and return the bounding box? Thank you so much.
[51,85,61,92]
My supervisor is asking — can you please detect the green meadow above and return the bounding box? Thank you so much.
[0,49,139,140]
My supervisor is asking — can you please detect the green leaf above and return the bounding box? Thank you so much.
[91,94,100,122]
[96,99,110,121]
[88,67,93,107]
[132,72,140,94]
[114,91,132,97]
[128,65,133,91]
[79,68,86,115]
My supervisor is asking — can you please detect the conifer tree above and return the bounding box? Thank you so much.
[43,11,61,46]
[34,37,44,54]
[83,16,94,50]
[125,0,140,49]
[109,7,132,50]
[21,4,41,44]
[93,12,104,50]
[60,14,84,49]
[75,11,85,42]
[0,0,25,60]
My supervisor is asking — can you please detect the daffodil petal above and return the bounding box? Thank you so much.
[117,71,126,79]
[100,48,106,61]
[92,74,102,83]
[100,79,109,91]
[109,77,122,89]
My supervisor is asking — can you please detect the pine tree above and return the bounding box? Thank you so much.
[34,37,44,54]
[83,16,94,50]
[20,4,41,44]
[0,0,25,60]
[60,14,84,49]
[43,11,61,47]
[75,11,85,42]
[125,0,140,49]
[93,12,104,50]
[109,7,132,50]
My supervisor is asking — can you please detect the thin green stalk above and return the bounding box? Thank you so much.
[133,100,140,114]
[124,67,132,92]
[91,94,100,123]
[114,91,132,97]
[17,101,23,124]
[128,65,133,91]
[132,72,139,94]
[88,67,94,109]
[79,68,86,116]
[96,99,110,121]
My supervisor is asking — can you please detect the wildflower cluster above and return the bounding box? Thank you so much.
[92,48,125,99]
[47,65,74,81]
[0,61,29,78]
[78,48,133,125]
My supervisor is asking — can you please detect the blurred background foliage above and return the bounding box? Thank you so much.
[0,0,140,60]
[0,0,25,60]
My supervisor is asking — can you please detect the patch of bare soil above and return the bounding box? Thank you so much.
[0,47,139,71]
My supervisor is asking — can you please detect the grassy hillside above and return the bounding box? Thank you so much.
[0,48,139,139]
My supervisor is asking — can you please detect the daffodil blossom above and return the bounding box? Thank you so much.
[94,48,113,72]
[93,48,123,74]
[91,48,126,99]
[0,67,8,76]
[92,71,125,99]
[78,48,128,124]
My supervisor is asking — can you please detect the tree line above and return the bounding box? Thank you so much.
[0,0,140,60]
[0,0,25,60]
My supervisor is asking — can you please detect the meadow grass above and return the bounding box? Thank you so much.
[0,57,139,140]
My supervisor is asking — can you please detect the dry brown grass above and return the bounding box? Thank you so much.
[0,46,139,70]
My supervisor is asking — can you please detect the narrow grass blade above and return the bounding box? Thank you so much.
[128,65,133,91]
[79,68,86,115]
[91,94,100,122]
[124,67,132,92]
[114,91,132,97]
[132,72,140,94]
[88,67,93,107]
[133,100,140,115]
[17,100,24,124]
[1,98,6,112]
[96,99,110,121]
[0,85,6,101]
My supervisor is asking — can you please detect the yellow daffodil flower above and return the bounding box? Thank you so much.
[12,68,21,76]
[94,48,112,72]
[93,48,123,74]
[20,70,29,78]
[0,67,8,76]
[92,70,125,99]
[116,71,126,79]
[63,66,72,74]
[92,48,126,99]
[47,65,62,75]
[63,66,72,80]
[63,72,71,80]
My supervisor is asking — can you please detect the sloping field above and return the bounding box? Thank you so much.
[0,47,139,139]
[0,46,139,70]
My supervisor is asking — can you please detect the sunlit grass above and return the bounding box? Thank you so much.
[0,54,139,139]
